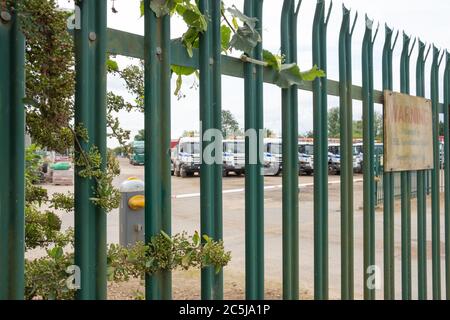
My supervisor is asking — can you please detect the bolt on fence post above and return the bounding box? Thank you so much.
[338,5,355,300]
[430,45,442,300]
[312,0,330,300]
[281,0,299,300]
[74,0,107,300]
[443,51,450,300]
[415,40,428,300]
[400,32,413,300]
[144,0,172,300]
[382,25,396,300]
[362,14,377,301]
[0,1,25,300]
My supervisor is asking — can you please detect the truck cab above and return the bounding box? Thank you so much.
[130,140,145,166]
[263,138,282,176]
[298,142,314,175]
[328,143,341,175]
[223,139,245,176]
[173,137,201,178]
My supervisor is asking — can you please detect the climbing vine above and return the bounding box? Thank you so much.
[139,0,325,95]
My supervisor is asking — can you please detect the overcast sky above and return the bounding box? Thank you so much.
[58,0,450,147]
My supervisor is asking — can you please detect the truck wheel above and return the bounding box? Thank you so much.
[180,167,188,178]
[175,165,181,177]
[222,170,229,177]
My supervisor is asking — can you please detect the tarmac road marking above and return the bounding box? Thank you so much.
[172,178,364,199]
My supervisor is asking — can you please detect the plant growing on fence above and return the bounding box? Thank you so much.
[25,231,231,300]
[140,0,325,95]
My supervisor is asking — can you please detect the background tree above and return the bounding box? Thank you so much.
[327,107,340,138]
[264,128,276,138]
[182,130,198,137]
[222,110,240,138]
[134,129,145,141]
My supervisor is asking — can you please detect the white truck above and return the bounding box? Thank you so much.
[173,137,201,178]
[264,138,283,176]
[223,139,245,176]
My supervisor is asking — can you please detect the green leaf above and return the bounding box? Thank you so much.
[263,50,282,71]
[300,64,326,81]
[22,97,39,107]
[192,231,200,246]
[107,59,119,72]
[160,230,172,242]
[221,25,231,53]
[232,17,239,30]
[48,246,63,260]
[140,0,145,17]
[171,65,196,76]
[229,25,261,54]
[181,252,192,267]
[171,65,196,96]
[182,5,207,32]
[175,74,183,96]
[274,63,325,89]
[215,265,222,274]
[182,27,199,57]
[149,0,171,18]
[227,5,258,32]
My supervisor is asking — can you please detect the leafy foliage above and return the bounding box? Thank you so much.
[25,232,231,300]
[222,110,240,138]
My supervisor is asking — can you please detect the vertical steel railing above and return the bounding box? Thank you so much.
[430,45,442,300]
[211,0,224,300]
[399,32,415,300]
[361,15,378,300]
[415,40,430,300]
[382,25,399,300]
[312,0,332,300]
[0,1,25,300]
[444,51,450,299]
[338,5,356,300]
[281,0,300,300]
[199,0,223,300]
[74,0,107,300]
[243,0,264,300]
[144,0,172,300]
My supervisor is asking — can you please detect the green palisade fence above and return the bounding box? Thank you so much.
[1,0,450,300]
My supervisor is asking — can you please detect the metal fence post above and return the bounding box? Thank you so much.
[280,0,299,300]
[399,32,415,300]
[211,0,224,300]
[338,6,356,300]
[244,0,265,300]
[0,1,25,300]
[361,15,377,300]
[382,25,398,300]
[415,40,429,300]
[430,45,442,299]
[312,0,331,300]
[199,0,223,300]
[74,0,107,300]
[444,51,450,300]
[144,0,172,300]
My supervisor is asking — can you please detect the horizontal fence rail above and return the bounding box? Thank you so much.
[1,0,450,301]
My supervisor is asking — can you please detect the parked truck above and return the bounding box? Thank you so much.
[223,139,245,176]
[130,140,145,166]
[173,137,201,178]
